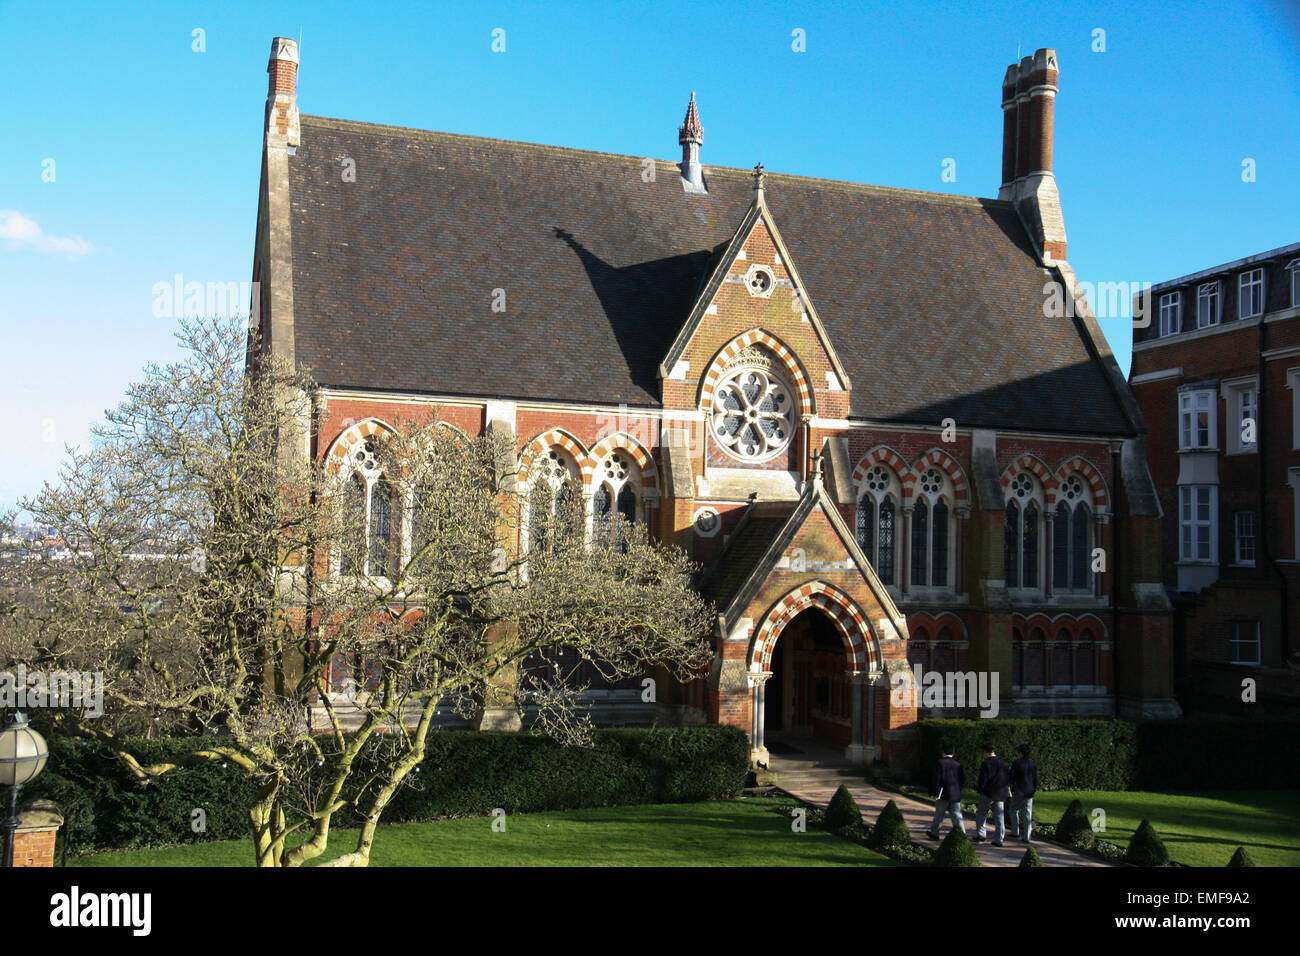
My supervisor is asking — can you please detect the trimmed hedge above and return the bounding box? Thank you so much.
[933,828,980,866]
[1126,819,1170,867]
[824,784,862,830]
[1019,846,1044,867]
[869,799,910,850]
[26,726,749,855]
[914,717,1300,791]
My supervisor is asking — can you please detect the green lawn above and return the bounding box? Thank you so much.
[69,797,902,867]
[1028,790,1300,867]
[920,788,1299,867]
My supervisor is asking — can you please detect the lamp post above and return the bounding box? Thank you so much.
[1,712,49,867]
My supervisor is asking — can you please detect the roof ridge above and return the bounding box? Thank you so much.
[299,113,1006,209]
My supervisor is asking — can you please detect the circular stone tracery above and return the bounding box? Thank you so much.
[711,365,795,462]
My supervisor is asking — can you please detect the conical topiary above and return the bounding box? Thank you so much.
[933,827,981,867]
[1019,845,1044,867]
[824,784,862,830]
[1056,799,1093,846]
[869,799,911,849]
[1126,819,1170,867]
[1226,846,1255,867]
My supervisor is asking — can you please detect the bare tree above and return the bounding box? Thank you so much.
[5,315,713,866]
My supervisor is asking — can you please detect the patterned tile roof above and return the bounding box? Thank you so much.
[287,115,1134,434]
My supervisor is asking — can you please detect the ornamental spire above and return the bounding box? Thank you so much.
[678,92,703,145]
[752,162,766,198]
[678,93,706,193]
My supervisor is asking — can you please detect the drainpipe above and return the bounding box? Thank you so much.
[1258,313,1290,663]
[1110,443,1122,715]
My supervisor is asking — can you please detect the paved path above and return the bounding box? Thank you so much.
[766,741,1110,868]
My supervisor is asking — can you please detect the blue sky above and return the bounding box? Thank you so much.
[2,0,1298,512]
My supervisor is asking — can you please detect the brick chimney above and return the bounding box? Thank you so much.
[998,48,1066,262]
[267,37,300,146]
[678,92,705,194]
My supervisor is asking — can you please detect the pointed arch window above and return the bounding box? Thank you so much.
[910,467,955,588]
[1052,473,1095,593]
[855,464,899,585]
[338,438,400,578]
[1005,472,1044,590]
[528,448,581,554]
[593,451,641,551]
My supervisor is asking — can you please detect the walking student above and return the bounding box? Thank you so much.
[1009,744,1039,842]
[974,741,1011,847]
[925,742,966,840]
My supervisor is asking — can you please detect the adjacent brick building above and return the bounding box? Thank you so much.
[1130,242,1300,714]
[251,38,1180,768]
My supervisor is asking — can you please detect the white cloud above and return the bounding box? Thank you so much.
[0,210,93,256]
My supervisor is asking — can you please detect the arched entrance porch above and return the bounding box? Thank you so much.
[748,583,881,766]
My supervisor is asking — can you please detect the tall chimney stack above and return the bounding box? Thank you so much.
[267,37,300,146]
[998,48,1066,263]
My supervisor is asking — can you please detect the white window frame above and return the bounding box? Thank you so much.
[1239,268,1264,319]
[1221,376,1259,454]
[1234,511,1256,566]
[1179,388,1217,450]
[1196,282,1220,328]
[1229,621,1261,666]
[1159,291,1181,336]
[1178,484,1217,565]
[1288,260,1300,308]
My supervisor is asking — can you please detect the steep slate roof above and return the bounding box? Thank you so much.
[699,512,792,611]
[287,114,1133,435]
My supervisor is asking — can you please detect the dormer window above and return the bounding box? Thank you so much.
[1196,282,1220,328]
[1239,268,1264,319]
[1159,292,1181,336]
[1287,260,1300,308]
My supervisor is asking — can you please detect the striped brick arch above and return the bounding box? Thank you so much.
[324,418,398,474]
[1051,457,1109,509]
[1000,454,1056,496]
[586,433,659,495]
[697,329,815,417]
[750,582,876,674]
[852,446,909,493]
[908,448,970,504]
[518,429,588,486]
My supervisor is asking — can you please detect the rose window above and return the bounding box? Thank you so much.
[602,454,630,484]
[1063,475,1083,501]
[1011,473,1034,499]
[540,450,571,487]
[352,439,381,477]
[920,468,944,496]
[865,465,890,494]
[711,366,795,461]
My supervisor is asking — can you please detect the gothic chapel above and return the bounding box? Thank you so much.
[251,38,1179,768]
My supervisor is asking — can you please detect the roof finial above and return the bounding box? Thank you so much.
[678,92,703,144]
[678,93,705,194]
[752,162,766,198]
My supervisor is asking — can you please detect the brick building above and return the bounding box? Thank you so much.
[251,38,1179,767]
[1130,243,1300,714]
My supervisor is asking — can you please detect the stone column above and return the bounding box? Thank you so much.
[901,504,914,596]
[1043,507,1054,597]
[846,671,867,764]
[749,672,771,767]
[955,504,970,593]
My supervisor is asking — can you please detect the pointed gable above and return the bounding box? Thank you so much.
[699,479,906,643]
[659,183,852,423]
